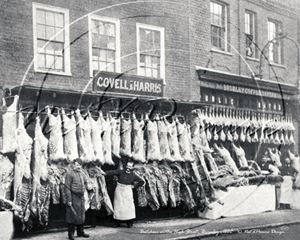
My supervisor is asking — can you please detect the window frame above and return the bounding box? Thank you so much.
[268,19,283,64]
[210,1,228,52]
[245,10,257,58]
[88,15,120,78]
[136,23,165,83]
[32,2,71,75]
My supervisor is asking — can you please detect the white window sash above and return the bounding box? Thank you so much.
[136,23,165,83]
[32,2,71,75]
[88,15,120,78]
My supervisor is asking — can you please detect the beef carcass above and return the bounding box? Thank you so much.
[14,113,33,203]
[89,113,105,164]
[61,109,78,161]
[30,116,49,216]
[239,127,246,142]
[231,142,248,168]
[177,120,194,162]
[213,143,240,175]
[97,171,114,215]
[203,152,219,175]
[2,95,18,153]
[171,163,196,211]
[143,166,160,210]
[100,112,115,165]
[48,107,65,162]
[131,112,146,163]
[288,149,300,189]
[75,110,95,163]
[150,165,168,207]
[120,114,132,158]
[268,148,282,168]
[110,114,121,158]
[145,114,162,161]
[0,154,14,199]
[157,117,174,162]
[134,166,148,208]
[166,120,184,162]
[36,180,51,227]
[158,164,176,208]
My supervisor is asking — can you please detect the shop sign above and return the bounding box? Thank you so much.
[200,81,290,100]
[93,71,163,97]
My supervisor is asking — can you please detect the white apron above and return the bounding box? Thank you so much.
[280,176,293,204]
[113,182,135,220]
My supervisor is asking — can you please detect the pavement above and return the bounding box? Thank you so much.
[11,209,300,240]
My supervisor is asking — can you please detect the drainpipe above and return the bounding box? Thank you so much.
[238,0,241,75]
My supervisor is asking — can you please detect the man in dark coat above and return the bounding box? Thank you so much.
[65,158,90,240]
[105,161,144,228]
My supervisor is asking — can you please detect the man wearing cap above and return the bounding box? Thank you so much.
[104,161,144,228]
[65,158,90,240]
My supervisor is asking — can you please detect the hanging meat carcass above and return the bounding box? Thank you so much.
[2,95,19,153]
[97,171,114,215]
[150,165,168,207]
[75,110,95,164]
[110,114,121,159]
[288,149,300,189]
[100,112,115,165]
[145,114,162,161]
[213,143,240,175]
[231,142,248,168]
[157,116,174,162]
[48,107,65,163]
[61,109,78,161]
[89,113,105,164]
[268,148,282,168]
[158,163,176,207]
[131,112,146,163]
[14,113,33,231]
[166,118,184,162]
[176,119,194,162]
[30,116,49,216]
[120,114,132,158]
[0,153,14,199]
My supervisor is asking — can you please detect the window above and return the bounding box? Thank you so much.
[89,16,120,77]
[33,3,70,75]
[210,1,227,51]
[137,23,165,81]
[268,20,282,64]
[245,11,257,58]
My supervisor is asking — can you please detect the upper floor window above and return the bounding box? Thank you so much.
[137,23,165,81]
[245,11,257,58]
[33,3,70,75]
[268,20,283,64]
[210,1,227,51]
[89,16,120,77]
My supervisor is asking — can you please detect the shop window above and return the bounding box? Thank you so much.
[89,16,120,77]
[137,23,165,81]
[211,95,215,103]
[245,11,257,58]
[224,96,228,105]
[257,101,262,109]
[268,20,283,64]
[33,3,70,75]
[278,103,282,111]
[217,96,222,104]
[273,103,277,110]
[210,1,227,51]
[268,102,272,110]
[205,95,209,102]
[263,101,266,110]
[230,97,234,106]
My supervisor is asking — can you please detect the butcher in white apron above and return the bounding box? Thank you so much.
[105,161,144,228]
[279,158,299,209]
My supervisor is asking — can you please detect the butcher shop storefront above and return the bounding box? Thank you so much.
[1,69,299,235]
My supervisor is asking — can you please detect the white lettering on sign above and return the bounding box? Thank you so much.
[97,77,162,94]
[201,81,290,99]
